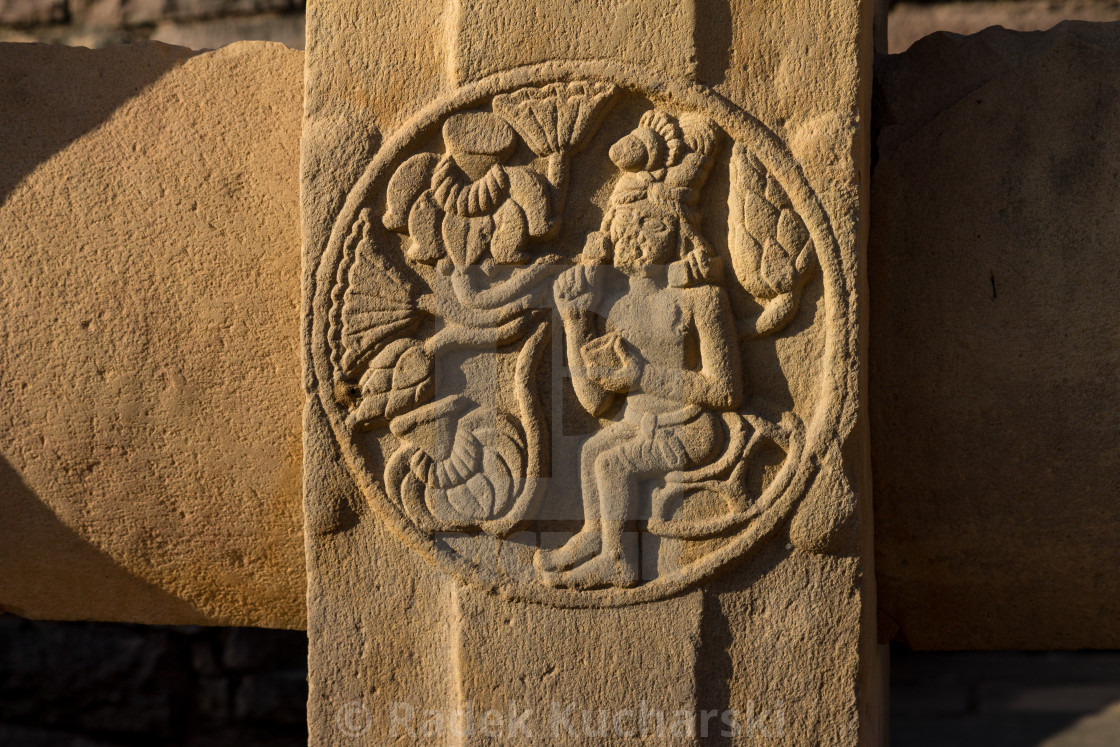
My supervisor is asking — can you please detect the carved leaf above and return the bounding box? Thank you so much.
[760,237,795,294]
[385,153,438,232]
[728,143,818,337]
[349,340,433,427]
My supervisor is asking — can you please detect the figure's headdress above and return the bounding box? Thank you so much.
[599,111,724,285]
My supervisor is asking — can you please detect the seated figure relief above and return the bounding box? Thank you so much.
[311,69,847,605]
[539,111,743,588]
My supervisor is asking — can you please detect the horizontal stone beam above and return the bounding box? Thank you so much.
[0,40,306,629]
[2,25,1118,650]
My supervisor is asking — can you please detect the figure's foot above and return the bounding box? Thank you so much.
[535,530,601,574]
[539,550,639,590]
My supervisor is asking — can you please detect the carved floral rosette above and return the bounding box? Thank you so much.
[307,62,858,608]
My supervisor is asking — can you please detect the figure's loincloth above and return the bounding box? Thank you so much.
[609,404,724,474]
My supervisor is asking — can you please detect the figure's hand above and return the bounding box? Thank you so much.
[580,232,611,265]
[580,333,638,392]
[554,263,601,314]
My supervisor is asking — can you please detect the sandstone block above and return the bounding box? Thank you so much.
[0,40,306,627]
[302,0,878,742]
[872,23,1120,650]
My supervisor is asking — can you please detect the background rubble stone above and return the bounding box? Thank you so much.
[0,616,307,746]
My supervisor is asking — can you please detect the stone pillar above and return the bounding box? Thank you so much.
[301,0,879,743]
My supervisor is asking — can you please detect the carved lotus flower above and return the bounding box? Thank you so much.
[391,396,527,521]
[348,339,434,427]
[492,81,619,156]
[384,152,536,268]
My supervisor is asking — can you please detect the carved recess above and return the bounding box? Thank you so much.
[308,63,857,607]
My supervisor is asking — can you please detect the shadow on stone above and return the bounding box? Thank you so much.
[695,0,733,85]
[0,454,208,624]
[0,41,195,206]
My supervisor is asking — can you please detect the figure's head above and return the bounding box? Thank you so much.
[595,109,724,285]
[609,202,679,274]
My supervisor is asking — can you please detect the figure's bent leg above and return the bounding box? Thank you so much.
[544,448,641,589]
[536,426,631,575]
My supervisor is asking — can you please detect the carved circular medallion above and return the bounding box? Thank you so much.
[310,62,855,607]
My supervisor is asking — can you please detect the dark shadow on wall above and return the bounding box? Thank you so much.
[0,618,308,746]
[695,0,733,85]
[693,539,786,744]
[0,454,209,625]
[0,41,196,207]
[891,644,1120,747]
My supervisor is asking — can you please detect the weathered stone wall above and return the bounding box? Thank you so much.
[0,0,303,48]
[871,21,1120,650]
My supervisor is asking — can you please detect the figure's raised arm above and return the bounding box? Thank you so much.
[554,262,624,416]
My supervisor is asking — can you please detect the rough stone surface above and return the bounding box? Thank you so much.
[871,22,1120,650]
[889,0,1120,53]
[302,0,877,744]
[0,40,306,627]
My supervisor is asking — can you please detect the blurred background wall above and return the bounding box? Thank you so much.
[2,0,1120,51]
[0,0,304,48]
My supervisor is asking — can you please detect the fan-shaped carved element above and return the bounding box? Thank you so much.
[492,81,619,156]
[335,209,423,378]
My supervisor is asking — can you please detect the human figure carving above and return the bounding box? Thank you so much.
[537,110,743,588]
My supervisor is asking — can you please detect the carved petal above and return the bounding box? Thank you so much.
[490,200,529,264]
[407,192,445,263]
[442,211,495,267]
[385,153,438,232]
[439,211,466,266]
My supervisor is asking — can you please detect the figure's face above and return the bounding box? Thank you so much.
[611,205,678,273]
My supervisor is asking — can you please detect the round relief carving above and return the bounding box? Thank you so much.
[309,62,855,607]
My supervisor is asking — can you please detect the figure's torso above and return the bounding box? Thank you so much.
[605,281,702,415]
